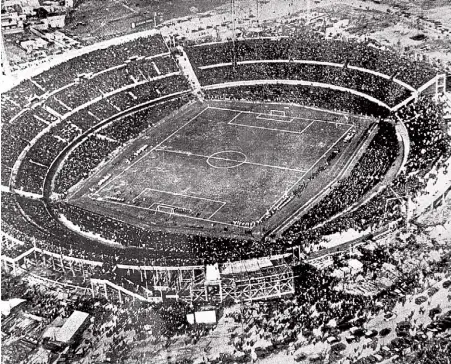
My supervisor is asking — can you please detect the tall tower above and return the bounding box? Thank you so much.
[231,0,237,68]
[256,0,259,24]
[1,34,11,76]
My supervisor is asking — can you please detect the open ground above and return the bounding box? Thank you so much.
[69,100,371,235]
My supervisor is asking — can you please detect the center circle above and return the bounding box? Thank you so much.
[206,150,247,169]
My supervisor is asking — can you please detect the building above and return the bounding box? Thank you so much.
[1,9,26,34]
[44,310,90,348]
[55,310,90,345]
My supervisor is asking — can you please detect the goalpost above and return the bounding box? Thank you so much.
[269,110,286,117]
[157,205,175,215]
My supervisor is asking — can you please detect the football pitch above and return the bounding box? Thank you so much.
[72,101,356,230]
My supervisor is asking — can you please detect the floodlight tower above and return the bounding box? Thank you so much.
[256,0,259,24]
[231,0,237,69]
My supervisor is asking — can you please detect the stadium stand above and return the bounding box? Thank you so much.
[1,33,449,272]
[186,36,437,88]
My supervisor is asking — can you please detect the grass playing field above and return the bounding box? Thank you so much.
[70,100,369,235]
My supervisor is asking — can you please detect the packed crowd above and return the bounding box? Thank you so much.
[3,95,449,270]
[2,227,449,363]
[198,63,411,107]
[187,35,438,88]
[205,85,391,117]
[9,77,190,195]
[1,32,449,364]
[2,34,449,279]
[28,35,169,92]
[281,97,450,250]
[397,98,449,175]
[1,79,45,112]
[287,121,399,234]
[0,33,183,172]
[50,57,180,112]
[2,110,49,168]
[224,234,451,363]
[54,135,119,194]
[2,34,171,120]
[54,96,190,194]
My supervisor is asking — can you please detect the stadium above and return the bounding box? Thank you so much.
[1,28,449,305]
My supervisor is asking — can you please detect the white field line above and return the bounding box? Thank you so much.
[145,187,226,204]
[256,172,305,222]
[90,196,237,227]
[255,114,294,123]
[154,148,307,173]
[95,105,349,226]
[208,202,227,219]
[131,189,147,203]
[149,203,182,210]
[227,111,242,123]
[229,118,315,136]
[214,106,354,127]
[131,187,227,221]
[257,123,354,222]
[269,130,361,236]
[97,107,210,194]
[298,124,355,187]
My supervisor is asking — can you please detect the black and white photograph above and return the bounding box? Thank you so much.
[0,0,450,363]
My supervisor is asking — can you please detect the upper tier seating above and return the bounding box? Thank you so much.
[186,37,437,88]
[5,75,191,193]
[30,35,169,92]
[197,63,411,107]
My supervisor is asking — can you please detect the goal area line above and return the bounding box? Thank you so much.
[211,106,354,127]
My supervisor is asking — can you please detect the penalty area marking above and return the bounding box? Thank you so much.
[90,194,233,227]
[144,187,226,204]
[213,106,354,127]
[132,187,227,219]
[93,105,351,226]
[229,112,317,136]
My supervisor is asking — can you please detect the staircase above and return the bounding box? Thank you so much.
[174,46,203,99]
